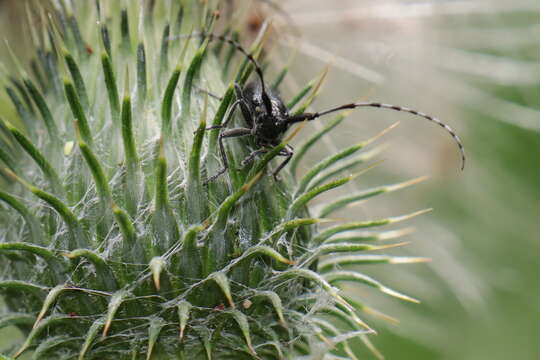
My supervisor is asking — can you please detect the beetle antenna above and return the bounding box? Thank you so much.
[288,102,466,170]
[199,32,273,112]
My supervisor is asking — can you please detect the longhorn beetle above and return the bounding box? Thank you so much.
[195,33,466,183]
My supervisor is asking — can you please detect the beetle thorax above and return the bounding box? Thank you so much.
[244,81,291,144]
[253,106,289,143]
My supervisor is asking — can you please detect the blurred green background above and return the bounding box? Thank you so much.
[1,0,539,359]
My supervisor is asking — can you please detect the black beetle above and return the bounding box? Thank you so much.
[198,33,465,183]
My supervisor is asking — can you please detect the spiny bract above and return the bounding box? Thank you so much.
[1,1,428,359]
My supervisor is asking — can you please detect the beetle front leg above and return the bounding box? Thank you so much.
[204,99,243,131]
[195,85,223,101]
[272,144,294,180]
[240,148,270,168]
[205,127,253,183]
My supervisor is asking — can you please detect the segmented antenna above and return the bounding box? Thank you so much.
[186,32,273,112]
[290,102,466,170]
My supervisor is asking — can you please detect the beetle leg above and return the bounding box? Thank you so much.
[204,99,242,131]
[195,85,223,101]
[206,127,253,183]
[272,144,294,180]
[240,147,270,168]
[204,91,252,131]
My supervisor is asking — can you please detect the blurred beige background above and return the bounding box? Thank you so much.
[274,1,540,359]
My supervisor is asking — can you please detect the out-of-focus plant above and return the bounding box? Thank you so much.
[272,1,540,359]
